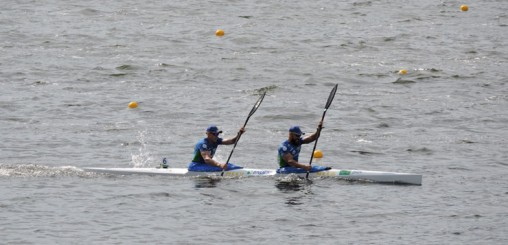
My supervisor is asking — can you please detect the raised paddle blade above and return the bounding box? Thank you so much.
[245,92,266,123]
[306,84,338,179]
[221,92,266,176]
[324,84,338,110]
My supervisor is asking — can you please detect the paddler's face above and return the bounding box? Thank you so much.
[207,132,219,142]
[289,132,301,144]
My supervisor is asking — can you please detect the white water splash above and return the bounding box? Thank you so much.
[130,130,155,168]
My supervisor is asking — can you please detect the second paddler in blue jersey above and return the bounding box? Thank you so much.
[188,125,245,171]
[277,121,331,173]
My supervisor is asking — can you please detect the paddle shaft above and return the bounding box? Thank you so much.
[221,92,266,176]
[307,111,327,167]
[306,84,338,179]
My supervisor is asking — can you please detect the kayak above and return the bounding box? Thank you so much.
[83,167,422,185]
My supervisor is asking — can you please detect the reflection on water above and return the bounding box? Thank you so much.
[193,177,221,188]
[275,175,314,205]
[275,179,312,192]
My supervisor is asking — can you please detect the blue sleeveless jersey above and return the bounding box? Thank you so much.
[192,138,223,163]
[277,138,302,168]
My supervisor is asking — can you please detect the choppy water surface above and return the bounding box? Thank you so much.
[1,0,507,244]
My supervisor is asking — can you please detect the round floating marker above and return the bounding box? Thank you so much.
[215,29,225,37]
[399,69,408,75]
[128,101,138,109]
[460,5,468,12]
[313,150,323,158]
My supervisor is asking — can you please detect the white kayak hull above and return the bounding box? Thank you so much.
[83,167,422,185]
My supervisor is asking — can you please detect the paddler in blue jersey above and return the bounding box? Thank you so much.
[277,121,331,173]
[188,125,245,172]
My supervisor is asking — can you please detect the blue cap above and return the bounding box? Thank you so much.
[289,126,304,136]
[206,125,222,134]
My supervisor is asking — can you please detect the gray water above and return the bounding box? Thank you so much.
[1,0,507,244]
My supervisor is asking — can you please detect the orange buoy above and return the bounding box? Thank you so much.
[215,29,225,37]
[128,101,138,108]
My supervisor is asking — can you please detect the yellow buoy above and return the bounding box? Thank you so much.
[313,150,323,158]
[128,101,138,109]
[460,5,469,12]
[399,69,408,75]
[215,29,225,37]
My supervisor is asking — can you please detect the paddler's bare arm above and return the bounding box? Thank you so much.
[222,127,246,145]
[302,120,323,144]
[201,151,227,169]
[282,153,311,171]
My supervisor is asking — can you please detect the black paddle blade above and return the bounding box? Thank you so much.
[325,84,338,110]
[248,92,266,118]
